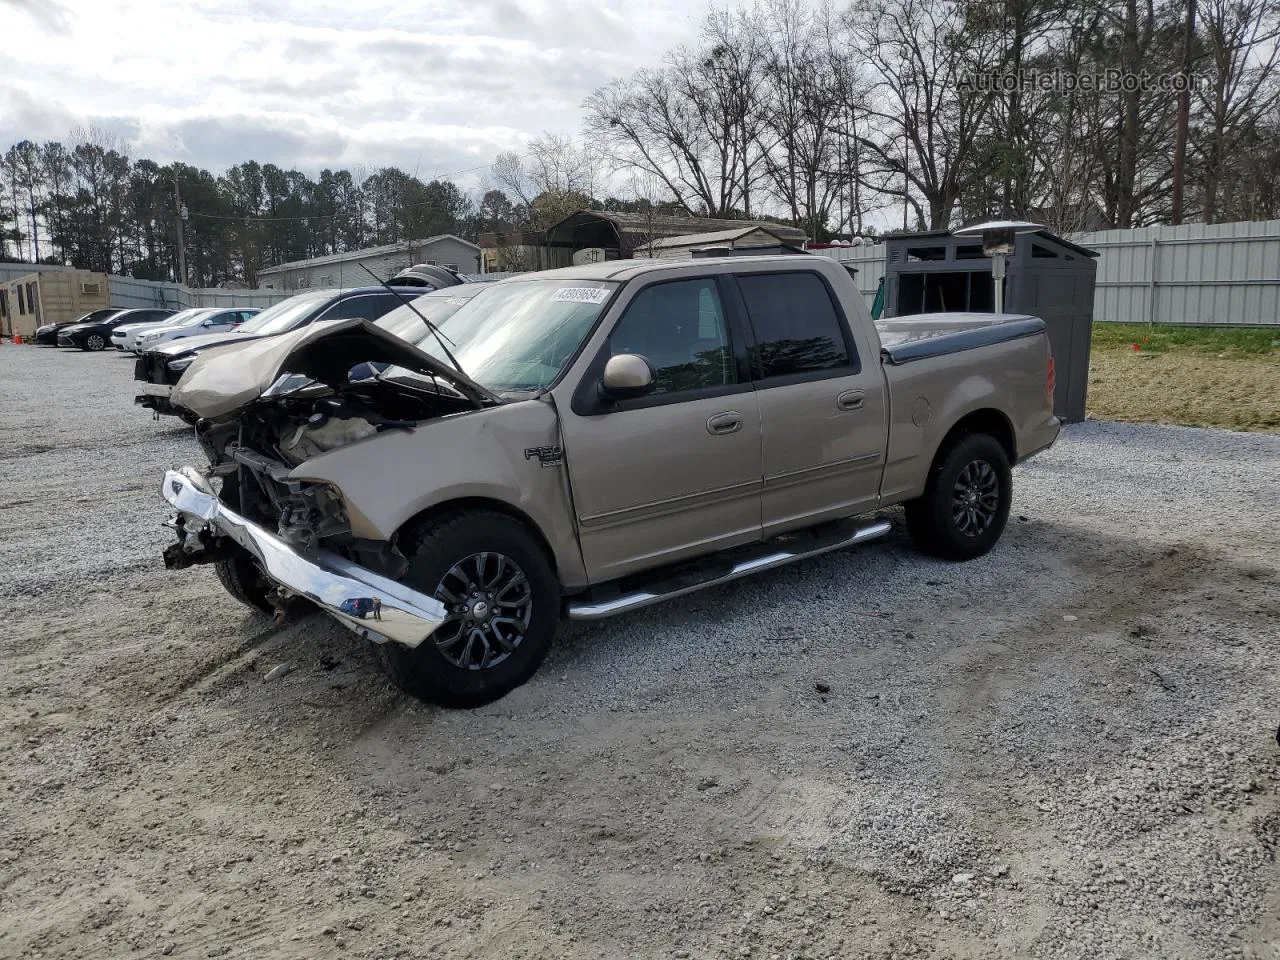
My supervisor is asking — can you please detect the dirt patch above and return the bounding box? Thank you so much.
[1087,347,1280,432]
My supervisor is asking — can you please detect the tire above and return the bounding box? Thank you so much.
[83,333,106,351]
[373,510,559,709]
[904,432,1012,561]
[214,548,275,614]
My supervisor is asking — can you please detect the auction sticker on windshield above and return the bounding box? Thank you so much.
[551,287,610,304]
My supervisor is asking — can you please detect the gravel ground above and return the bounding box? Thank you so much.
[2,344,1279,960]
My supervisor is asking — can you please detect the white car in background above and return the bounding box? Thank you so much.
[131,307,260,354]
[112,307,212,352]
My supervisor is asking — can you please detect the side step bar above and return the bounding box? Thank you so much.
[567,519,893,621]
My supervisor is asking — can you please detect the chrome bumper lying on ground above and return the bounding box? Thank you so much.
[160,467,446,648]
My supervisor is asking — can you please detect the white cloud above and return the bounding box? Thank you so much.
[0,0,706,183]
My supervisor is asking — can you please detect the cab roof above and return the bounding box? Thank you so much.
[493,255,821,283]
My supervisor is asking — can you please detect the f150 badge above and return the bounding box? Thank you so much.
[524,445,564,468]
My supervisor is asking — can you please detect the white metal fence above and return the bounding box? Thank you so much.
[107,276,291,311]
[1070,219,1280,326]
[816,218,1280,326]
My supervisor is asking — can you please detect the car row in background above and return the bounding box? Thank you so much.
[135,264,475,418]
[136,286,433,416]
[120,307,260,353]
[56,308,177,350]
[34,308,128,345]
[137,282,490,420]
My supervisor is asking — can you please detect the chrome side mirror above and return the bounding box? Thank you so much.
[600,353,655,401]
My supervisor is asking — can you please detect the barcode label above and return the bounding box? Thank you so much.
[551,287,610,304]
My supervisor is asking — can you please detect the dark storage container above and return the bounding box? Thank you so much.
[882,229,1098,422]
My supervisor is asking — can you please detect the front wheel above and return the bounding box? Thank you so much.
[904,433,1012,560]
[83,333,106,351]
[214,549,275,613]
[373,510,559,708]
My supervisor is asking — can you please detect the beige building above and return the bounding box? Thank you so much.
[543,210,808,262]
[0,268,111,338]
[634,226,802,260]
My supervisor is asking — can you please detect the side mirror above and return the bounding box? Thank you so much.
[600,353,655,401]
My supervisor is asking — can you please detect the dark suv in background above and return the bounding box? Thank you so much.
[135,286,432,418]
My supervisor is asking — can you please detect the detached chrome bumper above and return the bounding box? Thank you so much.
[160,467,446,648]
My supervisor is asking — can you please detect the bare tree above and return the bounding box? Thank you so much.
[585,24,767,218]
[844,0,1004,229]
[757,0,846,237]
[1193,0,1280,222]
[492,134,599,227]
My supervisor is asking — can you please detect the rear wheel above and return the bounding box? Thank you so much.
[83,333,106,351]
[373,510,559,708]
[904,433,1012,560]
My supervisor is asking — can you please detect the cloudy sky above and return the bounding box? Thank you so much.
[1,0,707,184]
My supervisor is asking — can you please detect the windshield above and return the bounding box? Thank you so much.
[173,308,217,327]
[162,308,209,327]
[237,292,329,336]
[374,293,479,345]
[417,280,617,393]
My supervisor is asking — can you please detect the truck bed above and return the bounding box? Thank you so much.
[876,312,1047,365]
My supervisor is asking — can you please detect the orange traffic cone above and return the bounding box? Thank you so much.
[12,334,22,345]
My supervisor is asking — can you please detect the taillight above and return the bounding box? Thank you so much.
[1046,355,1056,405]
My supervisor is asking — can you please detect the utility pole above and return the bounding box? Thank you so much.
[1172,0,1197,225]
[174,177,188,286]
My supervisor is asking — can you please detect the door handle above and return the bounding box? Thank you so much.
[837,390,865,411]
[706,411,743,435]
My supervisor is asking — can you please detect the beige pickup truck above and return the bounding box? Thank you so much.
[158,256,1059,706]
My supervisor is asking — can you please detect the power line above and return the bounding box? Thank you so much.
[187,198,468,224]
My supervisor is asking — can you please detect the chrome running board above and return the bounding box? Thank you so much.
[567,519,893,621]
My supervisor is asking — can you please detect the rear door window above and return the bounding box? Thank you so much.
[736,272,856,379]
[318,293,406,323]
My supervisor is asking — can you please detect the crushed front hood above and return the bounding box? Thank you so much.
[170,318,495,420]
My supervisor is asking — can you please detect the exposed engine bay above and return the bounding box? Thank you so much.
[166,319,496,572]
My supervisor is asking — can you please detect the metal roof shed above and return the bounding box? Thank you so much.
[882,228,1099,422]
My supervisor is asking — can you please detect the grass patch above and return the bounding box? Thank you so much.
[1092,322,1279,355]
[1088,323,1279,432]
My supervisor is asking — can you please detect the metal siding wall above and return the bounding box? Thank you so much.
[108,276,291,310]
[258,240,481,291]
[808,220,1280,326]
[190,288,291,308]
[109,276,189,310]
[1071,219,1280,325]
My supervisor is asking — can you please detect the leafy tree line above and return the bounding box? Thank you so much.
[0,130,493,287]
[584,0,1280,234]
[0,130,726,286]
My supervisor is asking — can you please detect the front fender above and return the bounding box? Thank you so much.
[288,398,588,590]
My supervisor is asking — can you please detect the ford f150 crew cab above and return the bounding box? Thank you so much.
[156,256,1060,707]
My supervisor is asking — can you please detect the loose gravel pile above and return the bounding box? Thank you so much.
[2,344,1278,960]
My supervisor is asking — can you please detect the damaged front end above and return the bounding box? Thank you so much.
[159,318,497,646]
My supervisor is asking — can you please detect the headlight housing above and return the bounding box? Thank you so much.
[167,356,195,373]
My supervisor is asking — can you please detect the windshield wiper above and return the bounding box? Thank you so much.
[357,262,466,374]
